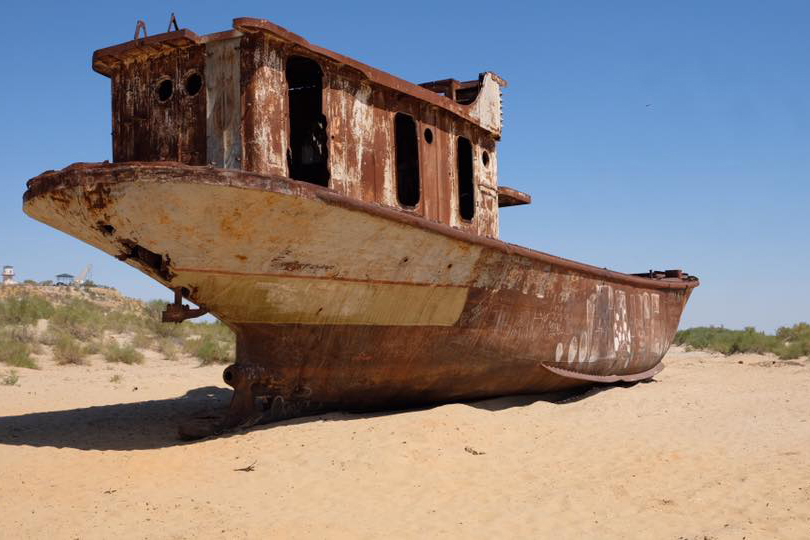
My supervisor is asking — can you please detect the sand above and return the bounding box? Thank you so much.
[1,347,808,539]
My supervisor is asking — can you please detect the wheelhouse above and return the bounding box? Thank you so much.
[92,17,530,239]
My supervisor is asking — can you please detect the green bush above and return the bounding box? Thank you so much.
[82,339,103,355]
[50,299,105,340]
[184,334,233,366]
[102,309,148,334]
[0,295,54,325]
[0,331,37,369]
[192,321,234,342]
[156,337,179,361]
[130,330,155,350]
[103,341,144,365]
[675,323,810,359]
[52,333,87,365]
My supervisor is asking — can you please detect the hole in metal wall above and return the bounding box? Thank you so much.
[185,72,203,97]
[118,240,175,281]
[423,128,433,144]
[156,79,173,102]
[96,222,116,236]
[482,151,490,167]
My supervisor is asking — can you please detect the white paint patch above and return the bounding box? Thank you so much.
[578,330,588,363]
[555,342,564,363]
[612,290,632,367]
[468,73,503,136]
[205,38,242,169]
[568,336,578,364]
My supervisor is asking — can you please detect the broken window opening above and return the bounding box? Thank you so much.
[394,113,420,207]
[184,72,203,97]
[457,137,475,221]
[156,78,173,102]
[286,56,330,186]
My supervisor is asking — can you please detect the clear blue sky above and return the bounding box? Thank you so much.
[1,1,808,332]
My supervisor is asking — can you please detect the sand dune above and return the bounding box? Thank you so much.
[1,347,808,539]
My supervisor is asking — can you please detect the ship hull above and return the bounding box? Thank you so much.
[24,162,697,431]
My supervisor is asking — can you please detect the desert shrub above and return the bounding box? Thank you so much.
[52,332,87,365]
[192,321,234,342]
[50,299,105,340]
[184,334,233,366]
[675,324,810,359]
[156,337,179,361]
[130,330,155,350]
[103,341,144,365]
[6,324,37,344]
[102,310,147,334]
[776,341,809,360]
[0,330,37,369]
[773,323,810,359]
[775,322,810,341]
[2,370,19,386]
[0,295,54,325]
[82,339,103,355]
[109,374,122,384]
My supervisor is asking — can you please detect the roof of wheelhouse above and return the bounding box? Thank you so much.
[91,17,507,138]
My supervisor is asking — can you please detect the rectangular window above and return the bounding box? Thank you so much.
[457,137,475,220]
[286,56,330,186]
[394,113,420,207]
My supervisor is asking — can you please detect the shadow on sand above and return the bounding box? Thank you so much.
[0,382,643,451]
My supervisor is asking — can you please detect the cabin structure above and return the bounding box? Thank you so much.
[91,17,530,240]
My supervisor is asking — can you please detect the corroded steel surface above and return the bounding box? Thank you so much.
[25,163,697,434]
[23,17,698,436]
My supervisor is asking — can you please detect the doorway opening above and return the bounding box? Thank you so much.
[286,56,330,186]
[457,137,475,220]
[394,113,420,207]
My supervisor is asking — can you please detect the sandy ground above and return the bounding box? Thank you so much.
[1,347,808,539]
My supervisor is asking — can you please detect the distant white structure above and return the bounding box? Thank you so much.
[75,264,92,285]
[2,265,16,286]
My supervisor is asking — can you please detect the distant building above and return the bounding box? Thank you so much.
[56,273,75,286]
[2,266,16,286]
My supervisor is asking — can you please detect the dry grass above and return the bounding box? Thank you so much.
[0,289,236,367]
[1,369,19,386]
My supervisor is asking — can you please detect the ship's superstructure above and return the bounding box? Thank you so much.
[92,18,526,240]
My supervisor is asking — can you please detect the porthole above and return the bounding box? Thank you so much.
[482,151,490,167]
[423,128,433,144]
[156,78,173,102]
[185,72,203,97]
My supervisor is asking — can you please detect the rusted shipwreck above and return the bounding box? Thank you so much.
[23,17,698,436]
